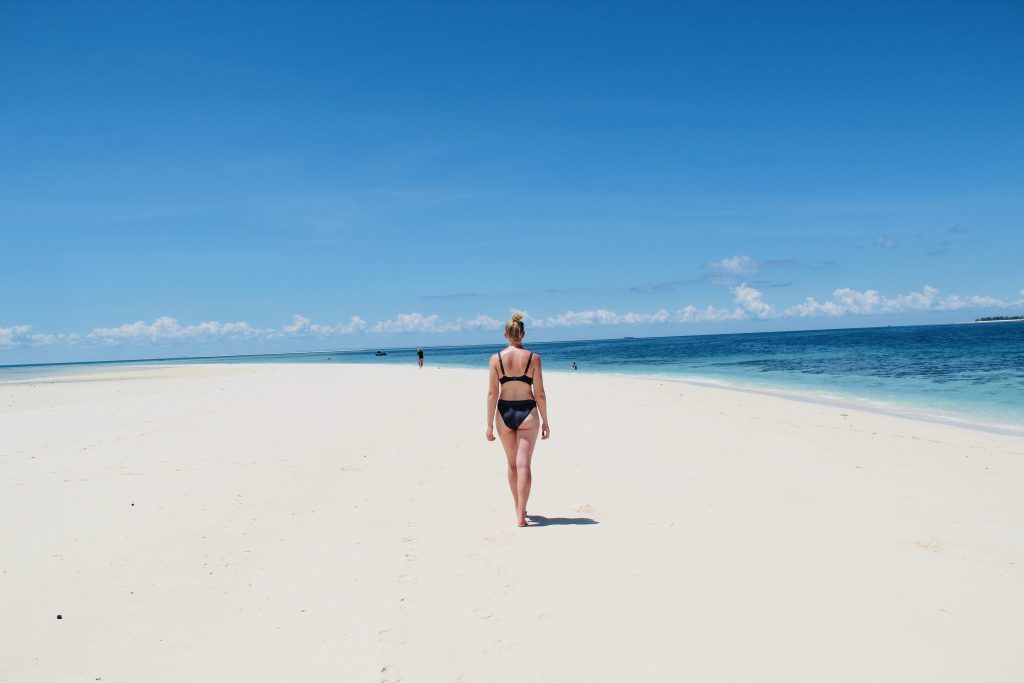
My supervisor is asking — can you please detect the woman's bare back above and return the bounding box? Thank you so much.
[495,346,537,401]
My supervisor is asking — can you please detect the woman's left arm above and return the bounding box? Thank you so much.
[533,356,550,439]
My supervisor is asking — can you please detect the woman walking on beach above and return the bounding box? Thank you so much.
[486,313,550,527]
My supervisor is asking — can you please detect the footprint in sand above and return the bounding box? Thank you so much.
[574,504,593,514]
[397,574,417,585]
[473,608,494,622]
[377,629,407,645]
[380,664,402,683]
[915,538,943,552]
[400,536,417,544]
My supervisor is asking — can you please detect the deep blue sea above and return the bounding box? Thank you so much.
[3,322,1022,432]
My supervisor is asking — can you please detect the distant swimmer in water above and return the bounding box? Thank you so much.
[417,347,424,368]
[572,361,577,371]
[486,313,550,527]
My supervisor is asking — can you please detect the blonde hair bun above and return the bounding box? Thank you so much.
[506,312,526,339]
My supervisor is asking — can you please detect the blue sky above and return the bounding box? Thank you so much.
[2,0,1022,363]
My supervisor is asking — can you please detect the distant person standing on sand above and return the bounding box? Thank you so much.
[417,348,424,368]
[486,313,550,527]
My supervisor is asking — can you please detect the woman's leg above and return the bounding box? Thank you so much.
[496,421,520,513]
[513,418,540,526]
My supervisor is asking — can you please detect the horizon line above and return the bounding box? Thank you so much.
[0,318,1002,371]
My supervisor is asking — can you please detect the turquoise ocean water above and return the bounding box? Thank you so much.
[3,322,1022,433]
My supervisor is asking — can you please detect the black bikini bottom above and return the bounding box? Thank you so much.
[497,399,537,430]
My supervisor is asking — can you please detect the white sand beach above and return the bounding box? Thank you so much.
[2,363,1022,682]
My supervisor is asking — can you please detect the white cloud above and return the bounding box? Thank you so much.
[935,294,1011,310]
[87,316,264,342]
[371,313,440,334]
[785,285,1017,318]
[337,315,369,334]
[368,312,502,334]
[453,314,503,331]
[85,314,374,344]
[835,287,886,314]
[532,309,671,328]
[676,304,745,323]
[706,255,759,276]
[703,255,796,286]
[279,314,367,336]
[0,324,32,347]
[0,325,57,348]
[673,283,773,323]
[883,285,939,312]
[282,314,312,334]
[5,284,1021,354]
[733,283,774,319]
[875,235,897,248]
[785,297,846,318]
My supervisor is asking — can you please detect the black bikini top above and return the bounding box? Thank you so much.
[497,350,534,385]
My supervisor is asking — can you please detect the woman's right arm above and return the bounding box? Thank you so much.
[485,355,499,441]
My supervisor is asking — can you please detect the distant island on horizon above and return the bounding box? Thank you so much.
[974,315,1024,322]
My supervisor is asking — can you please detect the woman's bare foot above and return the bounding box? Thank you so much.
[517,516,527,527]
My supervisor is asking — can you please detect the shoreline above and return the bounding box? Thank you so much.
[646,373,1024,438]
[6,360,1020,438]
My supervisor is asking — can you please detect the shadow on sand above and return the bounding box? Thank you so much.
[525,515,598,527]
